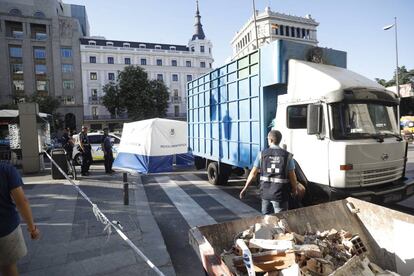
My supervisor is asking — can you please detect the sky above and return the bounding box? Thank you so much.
[67,0,414,81]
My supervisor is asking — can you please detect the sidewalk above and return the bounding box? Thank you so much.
[19,165,175,276]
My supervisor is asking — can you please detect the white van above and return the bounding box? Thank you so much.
[72,132,121,165]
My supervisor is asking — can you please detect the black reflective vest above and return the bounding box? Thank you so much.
[260,147,292,201]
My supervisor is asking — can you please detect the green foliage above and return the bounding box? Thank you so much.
[27,93,61,115]
[102,66,170,120]
[376,66,414,87]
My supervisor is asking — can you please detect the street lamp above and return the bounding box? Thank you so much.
[383,17,400,98]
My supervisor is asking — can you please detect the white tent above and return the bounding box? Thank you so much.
[113,118,192,173]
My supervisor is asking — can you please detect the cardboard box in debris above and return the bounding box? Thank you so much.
[221,216,399,276]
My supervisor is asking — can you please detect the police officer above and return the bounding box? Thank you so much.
[240,130,298,214]
[79,126,92,176]
[102,129,114,174]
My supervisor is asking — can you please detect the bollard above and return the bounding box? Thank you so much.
[123,172,129,205]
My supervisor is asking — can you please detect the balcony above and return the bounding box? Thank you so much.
[84,113,129,121]
[170,96,182,103]
[88,96,103,104]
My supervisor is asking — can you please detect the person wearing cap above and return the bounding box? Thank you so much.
[0,161,40,276]
[240,130,298,214]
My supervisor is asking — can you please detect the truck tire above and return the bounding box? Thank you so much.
[207,162,231,185]
[194,156,206,170]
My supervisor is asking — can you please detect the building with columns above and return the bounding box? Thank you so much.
[231,6,319,60]
[80,2,213,131]
[0,0,88,131]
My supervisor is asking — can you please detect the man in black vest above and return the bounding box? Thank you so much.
[79,126,92,176]
[240,130,298,214]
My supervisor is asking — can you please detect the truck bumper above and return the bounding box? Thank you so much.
[328,177,414,204]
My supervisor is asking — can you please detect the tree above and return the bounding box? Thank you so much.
[376,66,414,87]
[27,93,61,115]
[102,66,170,120]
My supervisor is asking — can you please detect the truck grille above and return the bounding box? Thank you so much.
[347,167,403,186]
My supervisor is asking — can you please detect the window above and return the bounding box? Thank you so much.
[209,48,211,54]
[157,74,163,81]
[63,80,74,89]
[186,75,192,82]
[171,60,177,66]
[108,72,115,81]
[200,61,206,68]
[12,80,24,91]
[200,45,205,53]
[9,9,22,16]
[170,46,176,51]
[106,41,114,46]
[156,59,162,66]
[107,57,114,64]
[88,40,96,45]
[11,64,23,74]
[31,24,47,40]
[35,64,46,75]
[140,58,147,65]
[173,89,179,97]
[9,46,22,58]
[33,11,46,18]
[191,46,195,52]
[91,89,98,97]
[172,74,178,81]
[287,105,307,129]
[92,107,98,117]
[123,43,130,48]
[209,63,212,68]
[124,57,131,65]
[89,56,96,63]
[62,64,73,73]
[34,47,46,59]
[186,61,191,67]
[61,48,72,58]
[174,106,180,117]
[155,45,161,49]
[36,80,48,91]
[139,44,146,48]
[63,96,75,105]
[90,72,97,80]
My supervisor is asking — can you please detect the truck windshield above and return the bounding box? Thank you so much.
[331,102,399,140]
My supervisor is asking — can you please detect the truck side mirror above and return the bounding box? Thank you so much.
[307,104,322,135]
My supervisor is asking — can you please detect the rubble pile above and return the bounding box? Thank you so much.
[221,217,399,276]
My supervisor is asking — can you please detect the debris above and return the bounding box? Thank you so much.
[249,239,293,251]
[222,219,399,276]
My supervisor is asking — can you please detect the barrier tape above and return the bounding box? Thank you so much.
[43,151,166,276]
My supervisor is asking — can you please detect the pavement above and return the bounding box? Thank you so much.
[18,164,175,276]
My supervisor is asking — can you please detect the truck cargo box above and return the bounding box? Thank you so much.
[189,198,414,275]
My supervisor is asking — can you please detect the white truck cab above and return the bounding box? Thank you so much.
[276,60,413,203]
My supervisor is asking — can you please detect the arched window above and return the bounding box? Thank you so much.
[106,41,113,46]
[33,11,46,18]
[139,44,146,48]
[155,45,161,49]
[88,40,96,46]
[9,8,22,16]
[169,46,176,51]
[123,42,130,48]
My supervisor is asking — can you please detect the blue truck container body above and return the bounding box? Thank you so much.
[187,40,347,169]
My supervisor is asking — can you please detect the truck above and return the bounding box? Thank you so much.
[189,197,414,275]
[186,39,414,204]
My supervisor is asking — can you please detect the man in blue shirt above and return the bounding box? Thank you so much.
[240,130,298,214]
[0,162,40,276]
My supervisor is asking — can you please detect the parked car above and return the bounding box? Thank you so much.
[72,132,121,165]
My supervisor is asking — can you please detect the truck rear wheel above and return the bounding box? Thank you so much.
[207,162,231,185]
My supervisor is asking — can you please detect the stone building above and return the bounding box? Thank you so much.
[0,0,87,131]
[80,1,213,131]
[231,6,319,60]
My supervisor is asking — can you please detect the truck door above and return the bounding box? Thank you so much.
[285,104,330,187]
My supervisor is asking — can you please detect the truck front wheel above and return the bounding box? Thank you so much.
[207,162,231,185]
